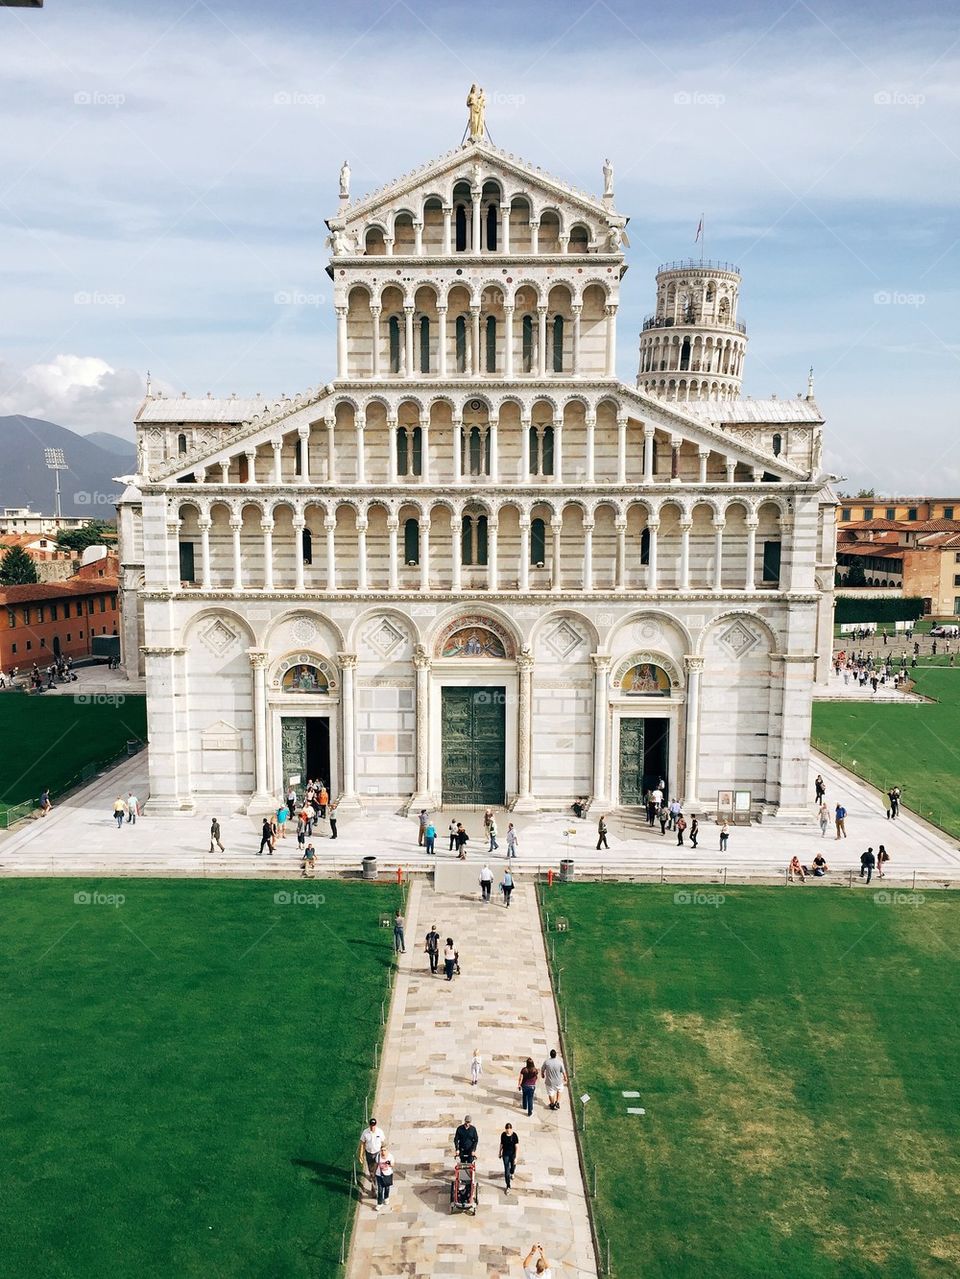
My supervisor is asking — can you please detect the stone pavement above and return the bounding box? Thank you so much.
[2,747,958,883]
[346,878,597,1279]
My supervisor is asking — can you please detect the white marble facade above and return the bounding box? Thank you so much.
[118,119,837,817]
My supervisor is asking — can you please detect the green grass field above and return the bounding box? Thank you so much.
[812,667,960,836]
[0,690,147,812]
[545,884,960,1279]
[1,879,396,1278]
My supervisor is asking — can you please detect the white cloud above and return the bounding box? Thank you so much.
[0,355,142,435]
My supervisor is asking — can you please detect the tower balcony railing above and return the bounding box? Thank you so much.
[642,313,747,334]
[657,258,741,274]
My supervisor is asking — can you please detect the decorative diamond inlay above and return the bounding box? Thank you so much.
[199,618,240,657]
[365,617,406,658]
[544,620,585,661]
[719,620,761,660]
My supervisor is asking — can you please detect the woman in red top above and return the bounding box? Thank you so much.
[518,1058,539,1116]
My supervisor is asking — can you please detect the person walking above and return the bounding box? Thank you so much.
[676,814,687,846]
[541,1048,568,1111]
[357,1118,386,1198]
[393,909,406,954]
[814,774,826,803]
[501,867,514,908]
[375,1147,394,1213]
[425,924,440,974]
[209,817,225,853]
[448,818,458,852]
[113,796,127,828]
[257,817,273,855]
[454,1114,479,1164]
[417,809,428,846]
[39,788,52,817]
[689,816,699,849]
[443,937,457,981]
[499,1123,519,1191]
[818,802,830,837]
[668,798,682,831]
[455,823,469,859]
[470,1048,483,1086]
[126,792,140,824]
[488,815,499,852]
[719,821,729,852]
[276,801,290,839]
[301,843,316,877]
[317,783,328,819]
[877,845,890,878]
[518,1058,538,1116]
[479,863,493,903]
[658,805,669,837]
[506,822,519,858]
[596,815,609,851]
[835,802,847,839]
[328,799,338,839]
[887,786,901,819]
[860,846,876,884]
[424,820,436,855]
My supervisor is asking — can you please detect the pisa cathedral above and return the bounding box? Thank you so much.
[118,97,836,818]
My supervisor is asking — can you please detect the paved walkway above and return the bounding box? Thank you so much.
[346,878,597,1279]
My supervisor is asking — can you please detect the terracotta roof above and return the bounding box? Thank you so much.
[916,532,960,549]
[844,518,960,533]
[836,544,903,558]
[0,577,118,605]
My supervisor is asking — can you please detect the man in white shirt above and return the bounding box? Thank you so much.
[523,1243,552,1277]
[540,1048,568,1111]
[126,793,140,824]
[357,1118,386,1196]
[479,863,493,902]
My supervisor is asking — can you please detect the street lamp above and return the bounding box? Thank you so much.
[44,448,67,520]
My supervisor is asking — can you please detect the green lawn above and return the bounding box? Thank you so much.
[812,667,960,836]
[1,879,395,1278]
[545,884,960,1279]
[0,690,147,811]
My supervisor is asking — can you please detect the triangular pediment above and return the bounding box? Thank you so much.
[331,139,621,231]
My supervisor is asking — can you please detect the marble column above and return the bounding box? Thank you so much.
[388,419,398,484]
[471,191,481,251]
[337,653,360,808]
[404,306,415,378]
[605,304,617,376]
[325,516,336,590]
[387,516,399,591]
[647,518,659,591]
[141,646,189,811]
[411,645,432,807]
[419,518,431,592]
[699,449,709,484]
[745,517,758,590]
[248,648,271,809]
[298,427,310,484]
[713,519,725,590]
[615,519,627,590]
[537,307,548,377]
[559,233,569,256]
[230,517,243,590]
[780,517,795,591]
[442,206,452,254]
[487,518,499,592]
[585,413,596,484]
[553,422,563,484]
[590,654,611,804]
[471,306,481,377]
[514,650,536,809]
[357,517,368,592]
[682,655,705,804]
[551,518,563,592]
[500,202,511,253]
[520,416,531,481]
[370,307,381,378]
[583,519,594,590]
[336,306,348,377]
[571,304,582,375]
[519,518,530,592]
[261,519,275,591]
[530,219,540,255]
[413,220,423,254]
[272,439,283,484]
[437,306,448,378]
[725,459,736,484]
[679,518,692,590]
[451,517,462,592]
[670,436,682,482]
[293,519,305,592]
[504,305,515,378]
[198,518,212,589]
[453,419,462,485]
[326,418,336,484]
[489,417,499,481]
[356,417,366,485]
[420,417,431,483]
[245,451,257,485]
[617,416,628,484]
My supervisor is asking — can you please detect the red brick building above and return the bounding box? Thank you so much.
[0,554,120,670]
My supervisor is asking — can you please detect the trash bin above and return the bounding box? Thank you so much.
[560,858,574,883]
[362,855,378,881]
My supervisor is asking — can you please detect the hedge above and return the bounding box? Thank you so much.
[834,595,925,625]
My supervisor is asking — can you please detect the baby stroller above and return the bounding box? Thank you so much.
[449,1159,478,1214]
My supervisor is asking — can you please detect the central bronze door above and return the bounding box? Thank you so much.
[619,717,669,805]
[441,686,506,806]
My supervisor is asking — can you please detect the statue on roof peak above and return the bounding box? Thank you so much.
[466,84,487,142]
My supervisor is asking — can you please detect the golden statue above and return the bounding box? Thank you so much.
[467,83,486,141]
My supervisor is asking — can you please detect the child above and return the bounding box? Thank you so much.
[470,1048,482,1086]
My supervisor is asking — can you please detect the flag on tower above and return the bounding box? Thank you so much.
[695,216,703,243]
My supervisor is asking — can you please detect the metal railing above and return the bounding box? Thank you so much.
[641,313,747,334]
[658,257,740,274]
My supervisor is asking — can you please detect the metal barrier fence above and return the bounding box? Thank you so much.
[0,739,146,832]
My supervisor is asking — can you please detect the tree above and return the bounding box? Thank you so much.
[0,546,40,585]
[845,561,867,587]
[56,521,117,553]
[855,487,876,498]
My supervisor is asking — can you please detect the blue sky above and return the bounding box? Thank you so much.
[0,0,957,494]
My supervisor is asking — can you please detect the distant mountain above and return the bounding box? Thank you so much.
[0,415,137,518]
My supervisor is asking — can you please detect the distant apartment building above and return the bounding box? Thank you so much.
[837,503,960,614]
[0,553,120,669]
[0,532,79,582]
[838,496,960,524]
[0,508,98,536]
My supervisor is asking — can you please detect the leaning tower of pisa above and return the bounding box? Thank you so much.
[637,259,748,404]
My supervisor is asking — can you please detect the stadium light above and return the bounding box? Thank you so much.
[44,447,67,519]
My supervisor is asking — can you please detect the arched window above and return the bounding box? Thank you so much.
[541,425,554,476]
[419,315,430,373]
[552,315,564,372]
[455,204,467,252]
[302,527,312,565]
[388,315,401,373]
[411,425,423,476]
[396,427,408,476]
[485,315,496,373]
[461,515,489,566]
[772,432,782,457]
[403,517,420,565]
[455,315,468,373]
[530,517,546,565]
[468,426,483,476]
[679,338,691,371]
[640,527,650,566]
[522,315,534,373]
[486,202,497,251]
[706,282,715,303]
[177,432,188,454]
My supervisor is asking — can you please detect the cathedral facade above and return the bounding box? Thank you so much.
[118,106,836,817]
